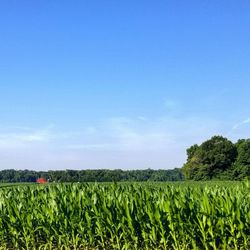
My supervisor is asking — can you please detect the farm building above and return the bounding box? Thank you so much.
[36,177,48,184]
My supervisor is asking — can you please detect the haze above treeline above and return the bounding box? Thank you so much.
[0,135,249,182]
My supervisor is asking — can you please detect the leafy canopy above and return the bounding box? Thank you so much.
[182,136,237,180]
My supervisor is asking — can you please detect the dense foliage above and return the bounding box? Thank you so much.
[182,136,250,180]
[0,182,249,249]
[0,168,183,183]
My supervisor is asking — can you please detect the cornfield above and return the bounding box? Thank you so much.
[0,182,249,249]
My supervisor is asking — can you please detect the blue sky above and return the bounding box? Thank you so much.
[0,0,249,170]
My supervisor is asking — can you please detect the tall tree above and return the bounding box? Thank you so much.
[233,139,250,179]
[182,136,237,180]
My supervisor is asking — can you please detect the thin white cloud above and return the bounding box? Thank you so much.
[0,126,53,148]
[164,100,177,109]
[163,99,181,112]
[232,118,250,130]
[63,116,222,153]
[226,117,250,138]
[137,116,147,121]
[67,143,117,149]
[51,115,223,169]
[0,117,226,169]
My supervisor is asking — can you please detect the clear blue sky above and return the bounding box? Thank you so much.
[0,0,249,170]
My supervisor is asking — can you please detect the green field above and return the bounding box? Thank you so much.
[0,182,249,249]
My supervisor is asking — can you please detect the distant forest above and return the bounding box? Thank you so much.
[0,168,183,183]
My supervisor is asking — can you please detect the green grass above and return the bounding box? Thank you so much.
[0,181,249,249]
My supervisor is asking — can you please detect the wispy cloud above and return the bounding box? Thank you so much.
[232,118,250,130]
[0,117,226,169]
[0,126,53,148]
[67,143,117,149]
[164,100,177,109]
[163,99,181,113]
[64,116,223,153]
[226,117,250,138]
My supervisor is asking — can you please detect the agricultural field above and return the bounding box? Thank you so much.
[0,182,249,249]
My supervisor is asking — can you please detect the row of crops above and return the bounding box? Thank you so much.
[0,182,249,249]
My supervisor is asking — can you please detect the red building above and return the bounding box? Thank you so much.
[36,177,48,184]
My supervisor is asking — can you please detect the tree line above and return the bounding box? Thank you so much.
[182,136,250,180]
[0,168,184,183]
[1,135,249,183]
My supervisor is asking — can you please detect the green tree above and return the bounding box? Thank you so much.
[233,139,250,179]
[182,136,237,180]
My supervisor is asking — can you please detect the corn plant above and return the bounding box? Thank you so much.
[0,182,249,249]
